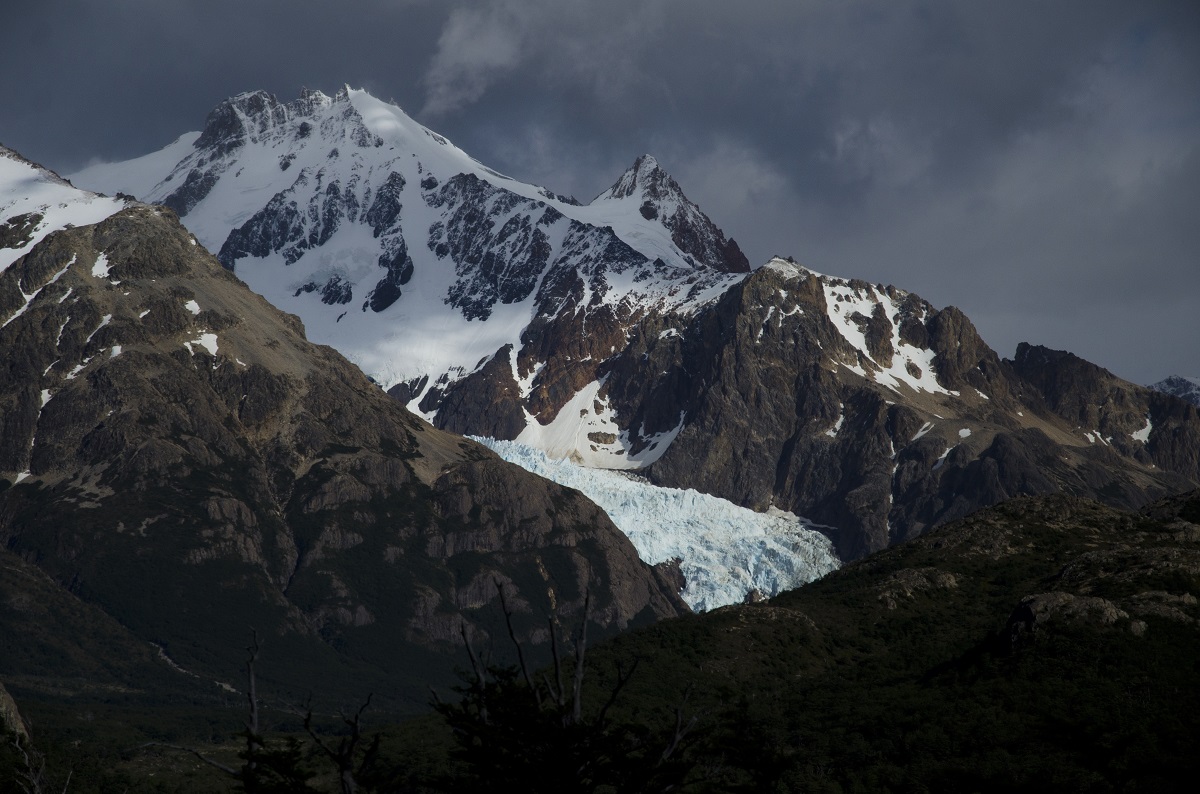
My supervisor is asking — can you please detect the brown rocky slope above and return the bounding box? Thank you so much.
[0,191,684,711]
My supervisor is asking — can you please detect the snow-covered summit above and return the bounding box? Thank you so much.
[73,87,734,276]
[69,86,753,466]
[596,154,670,201]
[1149,375,1200,408]
[593,153,751,275]
[1,146,126,273]
[762,255,822,279]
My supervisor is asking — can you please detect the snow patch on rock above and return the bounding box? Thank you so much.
[515,378,683,469]
[184,332,218,356]
[91,253,111,278]
[821,278,957,396]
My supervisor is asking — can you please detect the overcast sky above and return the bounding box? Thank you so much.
[3,0,1197,384]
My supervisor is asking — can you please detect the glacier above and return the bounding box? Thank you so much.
[474,438,841,612]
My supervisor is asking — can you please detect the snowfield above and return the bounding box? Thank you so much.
[1,147,125,273]
[475,438,840,612]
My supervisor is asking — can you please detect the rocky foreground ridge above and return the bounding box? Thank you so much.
[0,145,684,711]
[70,88,1200,561]
[576,490,1200,789]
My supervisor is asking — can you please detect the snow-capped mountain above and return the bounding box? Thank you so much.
[71,88,1200,561]
[72,87,746,451]
[1149,375,1200,408]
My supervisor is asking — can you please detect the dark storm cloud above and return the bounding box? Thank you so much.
[2,1,1197,383]
[0,0,447,170]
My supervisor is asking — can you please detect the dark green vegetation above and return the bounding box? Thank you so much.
[5,491,1198,791]
[576,491,1200,791]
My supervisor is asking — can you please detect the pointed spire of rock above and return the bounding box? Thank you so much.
[595,155,750,274]
[596,154,675,202]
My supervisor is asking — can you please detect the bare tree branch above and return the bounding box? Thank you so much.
[435,580,699,790]
[12,733,45,794]
[659,686,699,765]
[548,615,565,708]
[245,629,260,733]
[460,622,485,686]
[123,629,265,784]
[459,621,489,725]
[243,628,263,779]
[571,588,591,725]
[595,657,639,728]
[494,578,541,707]
[304,694,373,794]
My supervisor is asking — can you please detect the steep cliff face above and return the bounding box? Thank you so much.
[649,267,1200,558]
[1,152,684,709]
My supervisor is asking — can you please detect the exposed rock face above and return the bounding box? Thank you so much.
[0,212,41,252]
[0,681,27,739]
[0,170,684,710]
[432,345,527,439]
[218,164,361,267]
[1011,343,1200,483]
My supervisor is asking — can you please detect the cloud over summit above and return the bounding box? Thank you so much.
[2,0,1197,383]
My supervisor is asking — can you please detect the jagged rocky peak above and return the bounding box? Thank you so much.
[751,256,990,396]
[194,90,282,155]
[191,86,367,156]
[596,154,750,274]
[599,154,675,202]
[1009,342,1118,411]
[152,87,390,224]
[1149,375,1200,408]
